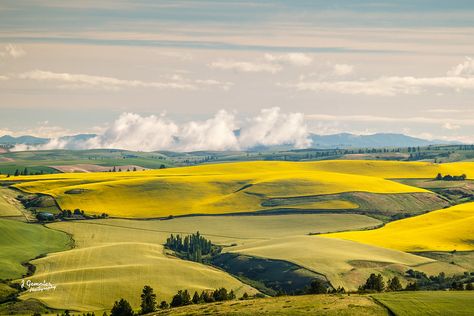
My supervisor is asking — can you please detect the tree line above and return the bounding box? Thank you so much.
[435,173,467,181]
[92,285,246,316]
[358,271,474,293]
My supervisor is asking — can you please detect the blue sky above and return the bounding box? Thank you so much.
[1,0,474,149]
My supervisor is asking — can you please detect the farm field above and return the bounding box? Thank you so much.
[0,187,24,219]
[5,160,474,313]
[225,235,465,291]
[21,219,259,311]
[324,202,474,252]
[15,213,397,311]
[372,291,474,316]
[0,149,174,175]
[5,160,454,218]
[151,294,388,316]
[0,219,71,279]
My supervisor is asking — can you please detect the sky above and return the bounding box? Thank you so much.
[1,0,474,150]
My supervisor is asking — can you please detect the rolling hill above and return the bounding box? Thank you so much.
[6,161,437,218]
[0,219,71,279]
[323,202,474,252]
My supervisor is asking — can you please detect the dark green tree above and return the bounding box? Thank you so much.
[159,301,168,309]
[466,283,473,291]
[140,285,157,314]
[387,276,403,291]
[405,282,419,291]
[170,290,191,307]
[14,169,19,176]
[192,291,200,304]
[110,298,134,316]
[308,279,327,294]
[361,273,385,292]
[212,288,229,301]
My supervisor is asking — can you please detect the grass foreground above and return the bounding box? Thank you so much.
[149,294,387,316]
[372,291,474,316]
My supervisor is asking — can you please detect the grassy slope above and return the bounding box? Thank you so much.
[323,202,474,252]
[21,220,259,311]
[151,294,388,316]
[0,149,174,173]
[372,291,474,316]
[9,161,433,218]
[0,187,24,218]
[19,214,381,311]
[0,219,71,280]
[226,236,449,291]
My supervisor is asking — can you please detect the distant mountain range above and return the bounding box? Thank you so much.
[0,134,96,146]
[0,132,458,150]
[309,133,457,148]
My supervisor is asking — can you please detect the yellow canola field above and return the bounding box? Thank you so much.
[308,160,474,179]
[9,161,433,217]
[323,202,474,252]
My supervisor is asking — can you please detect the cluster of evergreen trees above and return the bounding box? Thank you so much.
[435,173,467,181]
[405,269,474,291]
[359,271,474,293]
[103,285,240,316]
[7,168,45,176]
[165,232,218,263]
[358,274,403,293]
[170,287,236,308]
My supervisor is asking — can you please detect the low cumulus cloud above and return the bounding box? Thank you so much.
[14,108,311,152]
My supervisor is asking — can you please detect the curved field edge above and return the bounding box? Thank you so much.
[18,220,260,311]
[17,214,381,311]
[323,202,474,252]
[0,219,72,280]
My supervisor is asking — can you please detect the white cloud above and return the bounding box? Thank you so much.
[305,113,474,126]
[177,110,239,151]
[17,108,311,152]
[239,107,311,149]
[18,70,232,91]
[283,75,474,96]
[264,53,312,66]
[332,63,354,76]
[447,57,474,77]
[0,44,26,58]
[442,122,461,130]
[283,58,474,96]
[84,113,178,151]
[209,60,282,74]
[0,75,8,80]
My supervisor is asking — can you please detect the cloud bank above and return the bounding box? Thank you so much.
[18,70,233,91]
[283,58,474,96]
[15,108,311,152]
